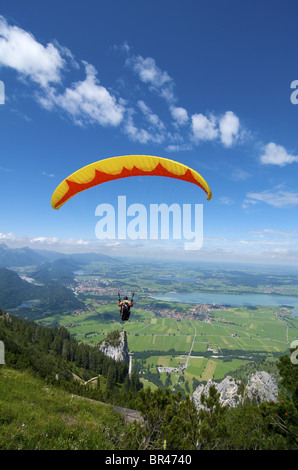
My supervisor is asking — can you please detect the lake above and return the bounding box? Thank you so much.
[151,292,298,316]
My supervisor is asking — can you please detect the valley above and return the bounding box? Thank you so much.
[3,245,296,396]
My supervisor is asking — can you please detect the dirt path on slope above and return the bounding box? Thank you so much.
[72,394,144,424]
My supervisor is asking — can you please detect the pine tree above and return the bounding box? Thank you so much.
[122,375,131,394]
[106,364,116,390]
[196,385,227,450]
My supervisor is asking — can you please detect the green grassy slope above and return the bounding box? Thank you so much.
[0,367,127,450]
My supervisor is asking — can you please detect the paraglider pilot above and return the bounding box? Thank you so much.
[118,293,134,321]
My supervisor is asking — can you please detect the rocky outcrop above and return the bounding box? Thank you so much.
[246,371,278,404]
[98,330,129,363]
[193,376,242,410]
[192,371,278,411]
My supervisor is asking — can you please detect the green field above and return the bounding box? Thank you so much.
[36,295,298,395]
[20,260,298,395]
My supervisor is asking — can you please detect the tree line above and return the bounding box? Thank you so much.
[123,352,298,450]
[0,308,142,406]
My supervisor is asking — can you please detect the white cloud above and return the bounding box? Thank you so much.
[166,143,192,152]
[0,166,12,172]
[124,109,156,144]
[243,187,298,208]
[0,16,65,87]
[250,228,298,239]
[123,107,165,144]
[127,55,171,87]
[218,196,234,205]
[0,232,90,250]
[191,111,242,147]
[0,232,15,241]
[124,117,151,143]
[52,40,80,70]
[260,142,298,166]
[230,168,251,181]
[1,17,247,151]
[112,41,131,55]
[126,54,175,102]
[38,61,125,127]
[137,100,165,131]
[0,17,124,128]
[29,236,59,244]
[170,105,188,126]
[191,113,218,142]
[219,111,240,147]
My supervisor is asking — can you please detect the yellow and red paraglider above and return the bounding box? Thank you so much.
[51,155,212,210]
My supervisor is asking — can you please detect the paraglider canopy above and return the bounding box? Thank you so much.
[51,155,212,210]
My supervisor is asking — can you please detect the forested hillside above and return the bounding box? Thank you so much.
[0,309,142,405]
[0,267,84,315]
[0,308,297,450]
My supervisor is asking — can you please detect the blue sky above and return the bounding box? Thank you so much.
[1,0,298,265]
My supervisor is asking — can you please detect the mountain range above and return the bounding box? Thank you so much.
[0,266,84,314]
[0,244,121,316]
[0,244,47,267]
[0,243,119,268]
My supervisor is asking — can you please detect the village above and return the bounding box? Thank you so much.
[148,301,230,323]
[70,275,235,324]
[73,276,118,296]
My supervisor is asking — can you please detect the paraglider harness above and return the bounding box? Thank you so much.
[118,293,134,321]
